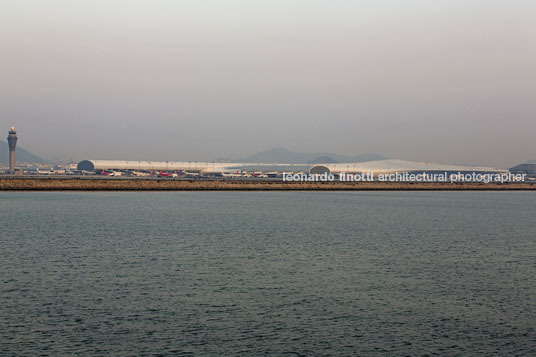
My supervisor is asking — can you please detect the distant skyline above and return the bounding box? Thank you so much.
[1,1,535,168]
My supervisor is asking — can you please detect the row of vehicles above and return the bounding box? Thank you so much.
[99,169,274,178]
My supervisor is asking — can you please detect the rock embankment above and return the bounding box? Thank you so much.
[1,178,535,191]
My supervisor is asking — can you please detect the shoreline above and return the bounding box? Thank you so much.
[1,177,535,191]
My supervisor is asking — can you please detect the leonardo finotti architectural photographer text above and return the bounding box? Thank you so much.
[283,172,527,183]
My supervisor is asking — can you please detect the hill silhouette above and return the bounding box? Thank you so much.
[0,140,46,163]
[238,148,385,164]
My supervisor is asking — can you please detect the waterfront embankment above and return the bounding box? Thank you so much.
[1,177,535,190]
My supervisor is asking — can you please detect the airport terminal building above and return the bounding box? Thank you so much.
[77,160,312,174]
[307,160,507,176]
[78,159,507,177]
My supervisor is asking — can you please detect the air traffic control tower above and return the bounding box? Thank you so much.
[7,126,17,174]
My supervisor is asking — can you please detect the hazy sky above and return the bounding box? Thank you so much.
[1,0,534,167]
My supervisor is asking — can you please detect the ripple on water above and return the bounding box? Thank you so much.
[0,191,535,355]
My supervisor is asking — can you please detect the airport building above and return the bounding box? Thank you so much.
[308,160,507,175]
[77,160,312,175]
[78,159,506,177]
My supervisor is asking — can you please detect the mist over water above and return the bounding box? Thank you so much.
[1,192,535,355]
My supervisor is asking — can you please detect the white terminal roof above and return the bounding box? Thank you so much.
[78,159,506,174]
[316,159,507,174]
[78,160,243,173]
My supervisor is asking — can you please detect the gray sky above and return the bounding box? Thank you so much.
[1,0,534,167]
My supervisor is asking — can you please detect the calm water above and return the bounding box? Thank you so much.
[1,192,535,356]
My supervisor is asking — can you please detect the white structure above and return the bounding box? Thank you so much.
[77,160,311,174]
[309,160,506,175]
[78,159,506,175]
[78,160,236,173]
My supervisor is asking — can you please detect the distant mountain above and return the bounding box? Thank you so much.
[238,148,386,164]
[0,140,47,163]
[308,155,340,164]
[323,152,387,163]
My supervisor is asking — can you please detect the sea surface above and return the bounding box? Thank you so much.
[1,192,535,356]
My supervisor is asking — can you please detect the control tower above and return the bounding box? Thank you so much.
[7,126,17,174]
